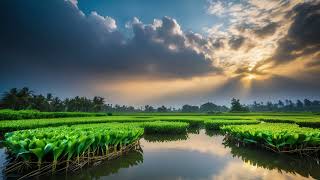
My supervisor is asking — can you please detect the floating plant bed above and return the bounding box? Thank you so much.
[3,124,144,179]
[221,123,320,155]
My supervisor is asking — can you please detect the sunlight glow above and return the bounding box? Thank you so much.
[247,74,256,80]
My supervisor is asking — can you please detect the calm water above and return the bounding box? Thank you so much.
[1,129,320,180]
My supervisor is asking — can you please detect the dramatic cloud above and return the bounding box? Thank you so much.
[0,0,319,105]
[228,36,245,50]
[253,22,278,37]
[0,0,218,83]
[268,1,320,65]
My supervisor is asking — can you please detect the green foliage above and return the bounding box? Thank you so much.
[0,109,106,120]
[142,121,189,134]
[143,133,188,142]
[3,124,144,163]
[258,117,320,128]
[0,116,206,131]
[204,120,259,130]
[230,98,249,112]
[221,123,320,151]
[0,113,319,133]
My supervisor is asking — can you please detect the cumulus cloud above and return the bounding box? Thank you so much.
[0,0,219,82]
[88,11,117,32]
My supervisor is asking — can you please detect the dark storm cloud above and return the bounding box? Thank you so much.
[0,0,218,81]
[228,35,245,50]
[268,1,320,65]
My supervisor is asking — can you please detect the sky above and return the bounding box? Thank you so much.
[0,0,319,106]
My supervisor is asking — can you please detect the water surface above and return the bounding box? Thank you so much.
[2,129,319,180]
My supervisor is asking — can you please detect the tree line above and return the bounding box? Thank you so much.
[0,87,319,112]
[248,99,320,112]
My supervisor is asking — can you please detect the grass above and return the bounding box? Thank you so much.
[0,112,319,132]
[0,109,107,120]
[0,116,205,132]
[258,116,320,128]
[142,121,189,134]
[221,123,320,153]
[204,120,260,130]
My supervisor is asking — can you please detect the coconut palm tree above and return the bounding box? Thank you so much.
[16,87,33,109]
[1,88,19,109]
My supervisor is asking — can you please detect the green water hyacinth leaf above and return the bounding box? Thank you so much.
[30,148,44,161]
[44,143,53,154]
[221,123,320,152]
[66,140,77,160]
[286,134,298,145]
[53,140,67,161]
[3,123,144,163]
[17,150,31,161]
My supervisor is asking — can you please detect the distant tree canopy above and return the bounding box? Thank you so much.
[248,99,320,112]
[181,105,199,113]
[0,87,105,112]
[230,98,249,112]
[180,102,229,113]
[1,87,320,112]
[200,102,229,112]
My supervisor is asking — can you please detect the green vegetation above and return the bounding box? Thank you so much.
[230,98,249,112]
[221,123,320,153]
[2,120,189,175]
[4,87,320,115]
[0,112,319,132]
[258,117,320,128]
[0,109,106,120]
[204,120,259,130]
[4,123,144,168]
[142,121,188,134]
[0,116,206,132]
[1,110,320,177]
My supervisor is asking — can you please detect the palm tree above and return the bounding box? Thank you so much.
[1,88,19,109]
[17,87,33,109]
[93,96,105,112]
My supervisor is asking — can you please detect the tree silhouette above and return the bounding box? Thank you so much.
[230,98,249,112]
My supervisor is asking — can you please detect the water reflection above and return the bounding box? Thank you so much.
[45,150,144,180]
[224,141,320,179]
[187,126,201,134]
[205,128,224,137]
[142,129,231,157]
[1,129,318,180]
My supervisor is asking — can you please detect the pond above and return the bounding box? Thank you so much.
[1,129,319,180]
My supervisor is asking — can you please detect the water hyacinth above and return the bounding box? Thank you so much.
[221,123,320,152]
[142,121,189,134]
[204,120,260,130]
[3,124,144,168]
